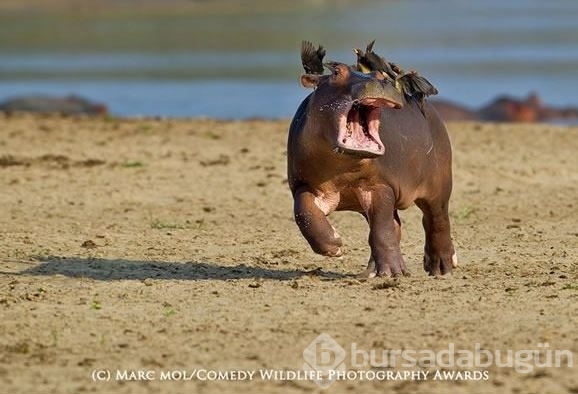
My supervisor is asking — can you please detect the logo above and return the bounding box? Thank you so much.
[303,333,346,388]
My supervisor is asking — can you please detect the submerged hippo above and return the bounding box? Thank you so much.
[288,58,457,277]
[0,95,108,116]
[478,93,578,123]
[431,93,578,123]
[429,99,479,121]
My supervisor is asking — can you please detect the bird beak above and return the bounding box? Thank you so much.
[358,63,371,74]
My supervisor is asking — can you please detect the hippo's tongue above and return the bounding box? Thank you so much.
[336,102,385,158]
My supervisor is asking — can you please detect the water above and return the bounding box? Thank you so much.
[1,0,577,118]
[0,79,304,119]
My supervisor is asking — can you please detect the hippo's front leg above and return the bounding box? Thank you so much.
[293,187,343,257]
[360,186,409,277]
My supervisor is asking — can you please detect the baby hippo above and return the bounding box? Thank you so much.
[287,62,457,277]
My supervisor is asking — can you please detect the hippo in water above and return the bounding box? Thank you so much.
[287,44,457,277]
[430,93,578,123]
[477,93,578,123]
[0,95,108,116]
[428,99,479,121]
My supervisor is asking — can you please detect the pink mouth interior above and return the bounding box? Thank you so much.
[337,101,387,156]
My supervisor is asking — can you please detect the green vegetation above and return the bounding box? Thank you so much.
[150,219,186,230]
[120,160,144,168]
[453,206,476,220]
[91,300,102,310]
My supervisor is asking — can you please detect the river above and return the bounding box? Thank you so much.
[1,0,577,118]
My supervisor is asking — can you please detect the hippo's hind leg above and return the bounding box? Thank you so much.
[416,197,456,276]
[293,188,343,257]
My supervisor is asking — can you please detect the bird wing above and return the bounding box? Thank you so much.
[301,41,326,75]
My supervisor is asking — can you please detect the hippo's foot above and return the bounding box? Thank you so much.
[320,245,343,258]
[309,225,343,257]
[356,256,410,278]
[320,225,343,257]
[294,188,344,258]
[423,247,457,276]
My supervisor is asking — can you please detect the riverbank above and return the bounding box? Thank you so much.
[0,116,577,393]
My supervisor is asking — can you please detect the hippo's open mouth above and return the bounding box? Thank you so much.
[335,98,396,158]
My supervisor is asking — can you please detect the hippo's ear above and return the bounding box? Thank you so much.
[300,74,321,89]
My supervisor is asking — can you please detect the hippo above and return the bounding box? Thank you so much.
[429,99,479,121]
[431,93,578,123]
[478,93,578,123]
[287,52,457,277]
[0,95,108,116]
[477,94,541,122]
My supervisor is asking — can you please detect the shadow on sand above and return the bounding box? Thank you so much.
[16,256,346,281]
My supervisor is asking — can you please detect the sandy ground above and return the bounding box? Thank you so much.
[0,115,577,394]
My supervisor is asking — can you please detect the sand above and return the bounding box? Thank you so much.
[0,115,577,394]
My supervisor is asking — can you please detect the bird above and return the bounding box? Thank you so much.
[301,41,326,75]
[354,40,396,80]
[354,40,438,112]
